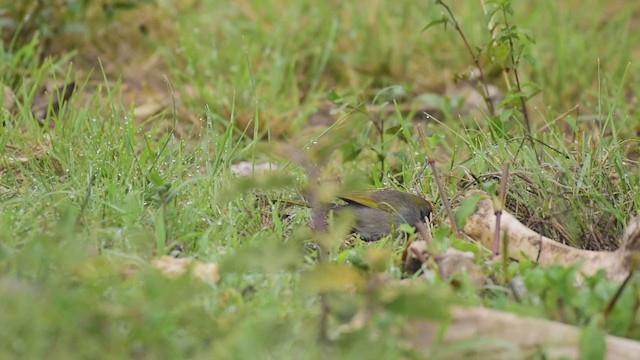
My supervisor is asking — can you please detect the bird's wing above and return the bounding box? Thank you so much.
[338,193,396,213]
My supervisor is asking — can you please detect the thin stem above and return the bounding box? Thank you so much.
[493,162,510,257]
[493,210,502,257]
[428,158,460,234]
[625,283,639,337]
[501,6,531,135]
[415,221,433,243]
[437,0,495,116]
[379,117,385,179]
[604,271,634,322]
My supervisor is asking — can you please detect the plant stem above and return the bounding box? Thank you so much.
[436,0,495,116]
[493,161,510,257]
[604,270,634,322]
[428,157,459,234]
[501,6,531,135]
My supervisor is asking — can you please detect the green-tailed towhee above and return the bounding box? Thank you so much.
[333,189,433,241]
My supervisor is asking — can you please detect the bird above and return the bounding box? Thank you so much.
[332,189,434,241]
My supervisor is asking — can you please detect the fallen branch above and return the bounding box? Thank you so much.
[409,305,640,359]
[461,191,640,281]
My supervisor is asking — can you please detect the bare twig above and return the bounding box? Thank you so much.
[493,162,510,257]
[415,221,433,243]
[434,255,449,280]
[428,158,459,234]
[498,162,509,202]
[493,214,502,258]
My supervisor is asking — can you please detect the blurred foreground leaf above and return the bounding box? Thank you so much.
[302,264,366,293]
[220,237,302,274]
[579,319,606,360]
[380,283,452,321]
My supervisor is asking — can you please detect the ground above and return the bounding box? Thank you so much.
[1,0,639,358]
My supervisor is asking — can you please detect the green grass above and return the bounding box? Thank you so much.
[1,0,640,358]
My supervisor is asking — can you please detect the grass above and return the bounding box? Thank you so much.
[1,0,640,358]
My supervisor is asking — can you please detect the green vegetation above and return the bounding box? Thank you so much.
[1,0,639,358]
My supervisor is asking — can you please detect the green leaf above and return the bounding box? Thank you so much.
[455,194,483,229]
[327,89,343,104]
[341,142,363,162]
[385,125,408,142]
[492,43,510,66]
[154,210,166,253]
[149,171,164,186]
[422,17,448,32]
[385,125,403,135]
[450,236,490,256]
[480,180,498,195]
[579,322,606,360]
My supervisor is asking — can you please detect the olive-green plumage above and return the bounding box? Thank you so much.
[334,189,433,241]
